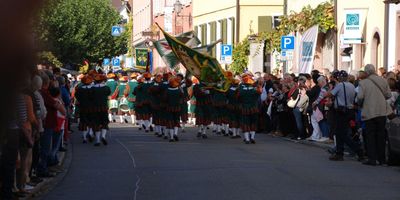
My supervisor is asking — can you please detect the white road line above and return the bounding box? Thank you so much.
[115,139,141,200]
[116,139,137,168]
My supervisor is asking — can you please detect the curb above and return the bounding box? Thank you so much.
[24,133,74,200]
[268,134,334,150]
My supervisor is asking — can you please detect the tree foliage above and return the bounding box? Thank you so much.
[230,2,335,74]
[37,51,63,68]
[35,0,128,67]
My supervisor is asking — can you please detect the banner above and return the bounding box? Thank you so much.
[343,9,366,44]
[298,25,319,74]
[135,48,148,70]
[156,23,230,92]
[153,31,201,68]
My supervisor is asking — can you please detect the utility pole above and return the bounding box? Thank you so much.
[236,0,240,44]
[334,0,338,70]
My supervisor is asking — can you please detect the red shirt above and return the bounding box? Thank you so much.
[40,89,58,129]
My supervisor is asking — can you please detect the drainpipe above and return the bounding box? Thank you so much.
[334,0,338,70]
[384,2,389,70]
[236,0,240,44]
[284,0,287,15]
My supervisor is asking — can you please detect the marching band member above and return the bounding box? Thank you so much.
[160,72,173,139]
[133,75,145,130]
[193,81,211,139]
[75,75,94,143]
[149,73,164,137]
[227,78,241,139]
[127,73,138,125]
[237,75,262,144]
[141,72,153,132]
[92,74,111,146]
[116,76,130,124]
[106,72,118,123]
[165,77,184,142]
[176,73,192,133]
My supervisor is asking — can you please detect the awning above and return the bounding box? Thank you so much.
[342,8,368,44]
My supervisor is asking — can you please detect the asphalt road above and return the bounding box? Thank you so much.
[40,123,400,200]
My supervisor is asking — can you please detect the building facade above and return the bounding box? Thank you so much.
[192,0,284,72]
[337,0,385,72]
[387,3,400,72]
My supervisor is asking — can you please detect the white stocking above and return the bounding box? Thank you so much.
[250,131,255,140]
[101,129,107,138]
[244,132,250,141]
[95,132,101,143]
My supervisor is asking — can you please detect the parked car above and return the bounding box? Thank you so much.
[387,117,400,165]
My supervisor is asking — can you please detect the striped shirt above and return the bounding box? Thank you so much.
[8,94,27,129]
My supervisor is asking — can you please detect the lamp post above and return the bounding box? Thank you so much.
[173,0,192,34]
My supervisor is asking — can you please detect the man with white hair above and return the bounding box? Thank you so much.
[357,64,392,166]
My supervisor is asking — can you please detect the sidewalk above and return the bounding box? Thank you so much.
[22,136,73,200]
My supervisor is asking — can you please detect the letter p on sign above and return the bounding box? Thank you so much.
[281,36,295,50]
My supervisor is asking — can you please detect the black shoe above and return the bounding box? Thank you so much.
[362,160,377,166]
[216,132,221,135]
[150,126,154,132]
[145,130,149,133]
[174,135,179,141]
[88,135,94,143]
[113,119,116,123]
[154,132,159,136]
[59,147,67,152]
[83,140,87,144]
[139,127,142,131]
[157,134,163,138]
[101,138,108,145]
[94,143,100,147]
[202,134,208,139]
[250,139,256,144]
[37,172,55,178]
[124,119,129,123]
[221,129,226,134]
[229,131,233,136]
[245,140,250,144]
[329,154,344,161]
[142,124,146,129]
[357,152,365,162]
[197,132,202,138]
[169,139,174,142]
[223,133,229,137]
[163,136,168,140]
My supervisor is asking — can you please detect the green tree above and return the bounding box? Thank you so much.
[35,0,128,67]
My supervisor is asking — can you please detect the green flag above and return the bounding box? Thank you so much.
[153,31,201,69]
[156,24,230,92]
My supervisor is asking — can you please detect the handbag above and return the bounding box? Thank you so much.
[287,92,300,108]
[335,83,349,114]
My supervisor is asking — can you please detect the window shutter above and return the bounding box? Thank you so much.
[221,19,228,44]
[231,17,235,44]
[258,16,272,33]
[210,22,217,56]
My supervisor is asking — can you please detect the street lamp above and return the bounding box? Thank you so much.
[174,0,183,15]
[173,0,192,34]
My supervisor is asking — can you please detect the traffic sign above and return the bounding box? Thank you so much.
[221,44,233,64]
[112,26,122,36]
[281,36,295,50]
[112,58,120,66]
[281,50,293,61]
[103,58,110,66]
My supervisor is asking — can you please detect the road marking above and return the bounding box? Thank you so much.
[134,175,141,200]
[116,139,137,168]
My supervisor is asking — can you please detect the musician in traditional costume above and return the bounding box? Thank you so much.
[237,75,262,144]
[160,72,173,139]
[226,78,241,139]
[193,82,211,138]
[149,74,163,137]
[133,72,152,132]
[176,73,192,133]
[133,76,145,130]
[106,72,118,123]
[165,77,184,142]
[127,73,138,125]
[92,74,111,146]
[75,75,94,143]
[116,76,130,124]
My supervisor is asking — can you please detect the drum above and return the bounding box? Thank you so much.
[119,97,130,112]
[108,99,119,113]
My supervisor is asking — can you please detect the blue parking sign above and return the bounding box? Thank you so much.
[112,58,120,66]
[281,36,295,50]
[221,45,233,64]
[103,58,110,66]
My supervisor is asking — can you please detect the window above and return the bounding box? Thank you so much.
[273,16,281,28]
[258,16,272,33]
